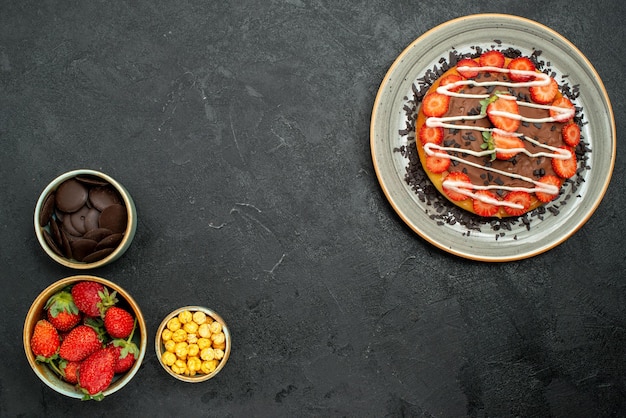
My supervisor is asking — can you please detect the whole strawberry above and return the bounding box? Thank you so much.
[61,360,80,384]
[59,324,102,362]
[78,348,116,399]
[31,319,60,359]
[107,341,138,373]
[71,281,117,317]
[45,290,81,331]
[104,306,134,339]
[107,317,139,373]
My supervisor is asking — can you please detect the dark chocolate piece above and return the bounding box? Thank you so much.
[39,192,56,227]
[70,206,90,235]
[99,204,127,233]
[54,208,64,222]
[83,228,114,242]
[82,247,115,263]
[55,179,88,213]
[95,233,123,250]
[75,175,110,186]
[70,239,98,262]
[59,229,73,259]
[43,230,64,257]
[84,208,100,232]
[49,218,63,245]
[89,186,122,211]
[62,213,81,236]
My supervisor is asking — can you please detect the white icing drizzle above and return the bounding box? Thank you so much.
[437,66,551,95]
[424,143,562,196]
[423,64,574,209]
[443,180,537,209]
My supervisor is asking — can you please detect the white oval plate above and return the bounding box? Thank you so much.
[370,14,615,262]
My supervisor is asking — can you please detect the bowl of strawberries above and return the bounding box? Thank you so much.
[23,275,147,400]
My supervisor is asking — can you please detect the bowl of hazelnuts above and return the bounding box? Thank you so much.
[155,306,231,382]
[34,169,137,269]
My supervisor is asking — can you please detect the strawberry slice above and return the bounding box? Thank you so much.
[456,58,480,79]
[529,77,558,104]
[418,125,444,145]
[561,122,581,147]
[422,93,450,117]
[504,191,531,216]
[535,175,562,203]
[439,74,464,92]
[492,132,525,160]
[425,153,450,174]
[550,96,576,122]
[506,57,536,82]
[473,190,499,217]
[487,97,520,132]
[552,147,577,178]
[442,171,472,201]
[479,50,505,69]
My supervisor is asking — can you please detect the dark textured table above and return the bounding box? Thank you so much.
[2,1,624,417]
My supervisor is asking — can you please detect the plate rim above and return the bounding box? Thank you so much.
[370,13,616,262]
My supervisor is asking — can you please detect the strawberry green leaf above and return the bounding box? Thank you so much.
[44,291,79,317]
[479,91,507,115]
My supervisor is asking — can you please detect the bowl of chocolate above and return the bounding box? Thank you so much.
[34,169,137,269]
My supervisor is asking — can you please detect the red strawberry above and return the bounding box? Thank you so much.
[71,281,117,317]
[425,153,450,174]
[78,348,116,399]
[492,132,525,160]
[530,77,558,104]
[61,360,80,384]
[487,97,520,132]
[552,147,577,178]
[31,319,60,359]
[48,310,81,332]
[108,345,136,374]
[422,92,450,117]
[59,325,102,362]
[104,306,135,339]
[535,175,562,203]
[418,125,444,145]
[438,74,464,92]
[442,171,472,201]
[108,316,139,374]
[550,96,576,122]
[562,122,581,147]
[107,339,139,374]
[479,50,505,69]
[504,191,531,216]
[456,58,480,79]
[473,190,499,217]
[45,290,81,332]
[506,57,536,82]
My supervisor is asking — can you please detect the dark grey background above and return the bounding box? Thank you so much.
[2,0,624,417]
